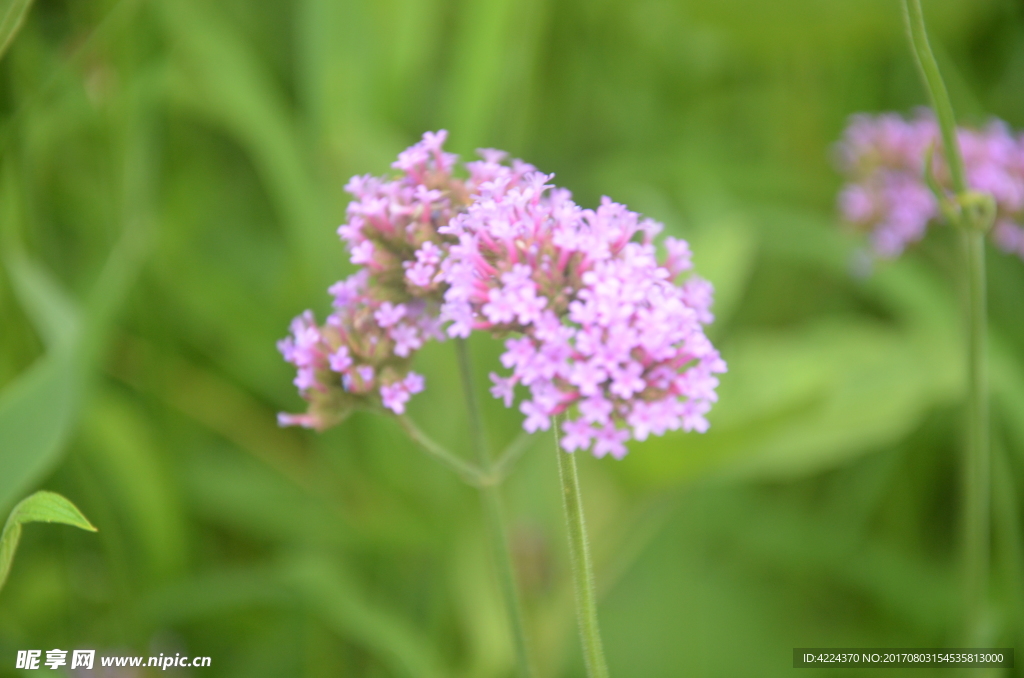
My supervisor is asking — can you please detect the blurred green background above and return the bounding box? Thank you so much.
[1,0,1023,675]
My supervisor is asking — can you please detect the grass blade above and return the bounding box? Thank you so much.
[0,0,33,61]
[0,490,96,594]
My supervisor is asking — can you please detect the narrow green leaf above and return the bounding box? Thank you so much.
[140,557,448,678]
[80,391,188,582]
[4,490,95,530]
[283,555,446,678]
[157,0,330,284]
[0,212,89,510]
[0,490,96,594]
[0,352,82,513]
[1,249,80,352]
[442,0,547,149]
[138,566,292,625]
[992,338,1024,457]
[0,167,85,512]
[0,0,33,62]
[0,112,152,512]
[620,315,961,485]
[0,242,142,509]
[689,214,758,328]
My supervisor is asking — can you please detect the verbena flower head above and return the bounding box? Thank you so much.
[278,131,467,428]
[836,111,1024,259]
[277,270,437,429]
[280,132,726,458]
[431,166,726,458]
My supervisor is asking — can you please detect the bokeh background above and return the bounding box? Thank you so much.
[1,0,1023,676]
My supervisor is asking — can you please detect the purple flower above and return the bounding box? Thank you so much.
[592,424,630,460]
[994,220,1024,258]
[663,236,693,277]
[380,371,426,415]
[374,302,406,328]
[328,346,352,373]
[490,373,516,407]
[350,240,376,267]
[389,323,423,358]
[280,131,477,426]
[520,399,552,433]
[278,270,437,427]
[578,396,613,425]
[404,241,443,290]
[437,163,726,457]
[836,111,1024,260]
[279,131,726,457]
[561,419,595,452]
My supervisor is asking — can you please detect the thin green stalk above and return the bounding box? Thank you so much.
[904,0,966,192]
[455,339,535,678]
[553,422,609,678]
[904,0,992,646]
[962,229,989,644]
[394,414,484,487]
[492,431,533,484]
[992,440,1024,658]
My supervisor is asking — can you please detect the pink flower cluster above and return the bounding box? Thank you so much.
[280,131,726,457]
[836,112,1024,259]
[431,162,725,458]
[277,271,438,428]
[278,132,462,428]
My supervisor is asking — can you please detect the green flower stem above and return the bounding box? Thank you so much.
[454,339,535,678]
[904,0,966,192]
[904,0,991,644]
[963,229,990,643]
[492,431,533,484]
[395,414,484,487]
[553,422,609,678]
[993,441,1024,655]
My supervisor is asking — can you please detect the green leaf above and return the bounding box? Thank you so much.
[620,315,961,485]
[282,555,446,678]
[442,0,546,149]
[690,213,758,328]
[0,235,148,511]
[0,244,85,511]
[80,391,188,582]
[0,0,33,62]
[614,210,967,486]
[157,0,330,285]
[0,199,84,510]
[141,557,448,678]
[0,490,96,595]
[992,337,1024,458]
[0,353,82,516]
[1,249,80,352]
[0,120,152,512]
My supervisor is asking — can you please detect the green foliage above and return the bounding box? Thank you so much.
[0,0,1022,676]
[0,246,83,511]
[0,491,96,595]
[0,0,33,62]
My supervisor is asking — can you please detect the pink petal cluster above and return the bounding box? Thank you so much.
[280,131,726,458]
[277,271,436,428]
[430,161,726,458]
[278,131,466,427]
[339,131,467,296]
[836,111,1024,259]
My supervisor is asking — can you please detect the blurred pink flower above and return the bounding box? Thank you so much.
[836,111,1024,260]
